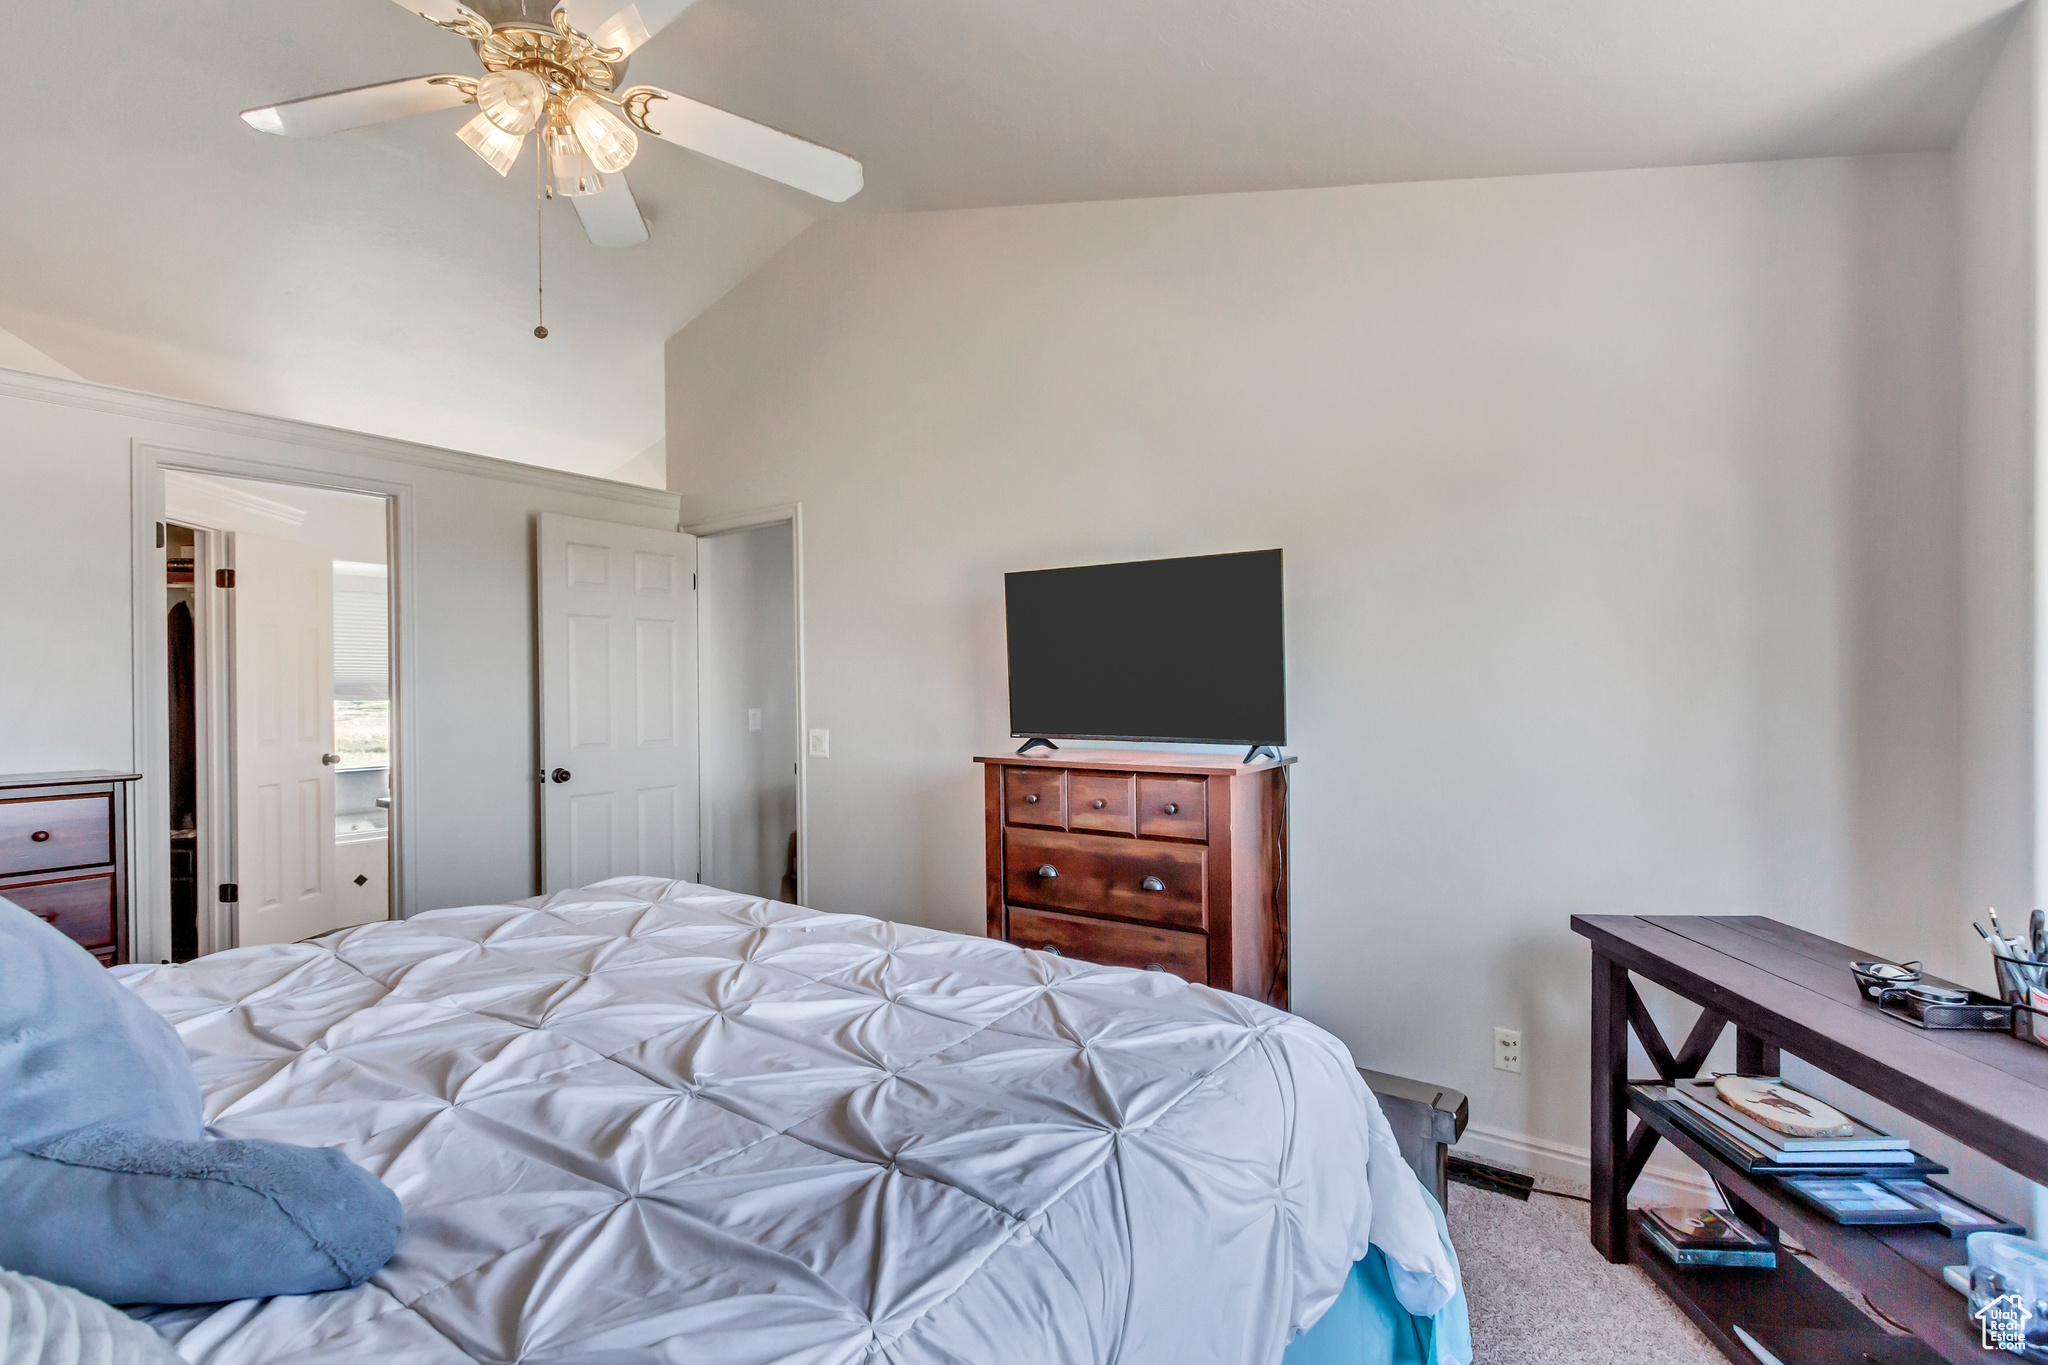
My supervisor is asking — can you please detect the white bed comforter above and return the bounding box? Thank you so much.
[129,878,1456,1365]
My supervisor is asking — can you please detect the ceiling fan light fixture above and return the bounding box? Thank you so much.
[457,110,525,176]
[476,68,547,136]
[543,119,604,196]
[564,93,638,175]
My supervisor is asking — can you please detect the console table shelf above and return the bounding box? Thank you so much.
[1573,913,2048,1365]
[1629,1091,1981,1361]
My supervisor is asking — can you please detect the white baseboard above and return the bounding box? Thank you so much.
[1453,1121,1722,1208]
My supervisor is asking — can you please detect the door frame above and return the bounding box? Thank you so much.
[169,522,236,958]
[684,502,808,906]
[130,442,415,961]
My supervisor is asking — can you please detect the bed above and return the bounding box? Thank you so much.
[125,877,1466,1364]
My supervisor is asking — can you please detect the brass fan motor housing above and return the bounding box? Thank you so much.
[429,1,632,96]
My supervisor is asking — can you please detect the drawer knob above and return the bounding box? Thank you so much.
[30,830,51,843]
[1141,876,1165,892]
[1024,793,1039,804]
[1041,944,1061,956]
[1163,803,1178,815]
[1092,798,1106,809]
[1036,864,1058,879]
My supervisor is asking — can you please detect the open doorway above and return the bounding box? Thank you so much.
[163,471,394,955]
[694,517,801,903]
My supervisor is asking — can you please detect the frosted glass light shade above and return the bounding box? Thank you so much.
[457,111,524,176]
[543,120,603,196]
[564,93,638,174]
[477,68,547,135]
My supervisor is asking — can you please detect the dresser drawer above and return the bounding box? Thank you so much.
[3,872,118,949]
[1005,827,1206,931]
[1068,771,1134,835]
[1008,907,1207,983]
[1004,767,1067,828]
[0,794,113,876]
[1136,776,1207,841]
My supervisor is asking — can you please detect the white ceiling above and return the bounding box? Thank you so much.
[645,0,2022,210]
[0,0,2021,481]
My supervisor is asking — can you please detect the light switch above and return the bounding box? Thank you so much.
[747,708,762,732]
[808,729,830,758]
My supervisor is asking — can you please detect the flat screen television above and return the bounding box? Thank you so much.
[1005,549,1285,746]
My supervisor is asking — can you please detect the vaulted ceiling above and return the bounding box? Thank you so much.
[0,0,2020,482]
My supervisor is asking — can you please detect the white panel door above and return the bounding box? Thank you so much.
[231,532,340,946]
[537,514,699,894]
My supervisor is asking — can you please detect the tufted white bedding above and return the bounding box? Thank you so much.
[129,878,1456,1364]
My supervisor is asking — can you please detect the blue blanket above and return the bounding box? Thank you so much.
[1283,1187,1472,1365]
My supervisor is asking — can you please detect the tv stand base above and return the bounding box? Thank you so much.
[1015,737,1060,756]
[1243,744,1280,764]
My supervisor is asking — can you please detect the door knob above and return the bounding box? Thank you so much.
[1036,864,1058,879]
[551,768,572,784]
[1141,876,1165,892]
[321,753,340,766]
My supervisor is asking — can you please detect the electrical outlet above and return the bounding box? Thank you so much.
[808,729,830,758]
[747,708,762,732]
[1493,1027,1522,1074]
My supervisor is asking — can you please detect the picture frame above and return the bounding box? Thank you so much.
[1878,1178,2025,1238]
[1776,1176,1942,1226]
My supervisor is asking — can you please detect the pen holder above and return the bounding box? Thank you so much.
[1994,952,2048,1050]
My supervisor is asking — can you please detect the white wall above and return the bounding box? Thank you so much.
[1961,5,2036,982]
[0,369,680,955]
[667,155,1978,1196]
[697,521,799,899]
[1954,3,2045,1233]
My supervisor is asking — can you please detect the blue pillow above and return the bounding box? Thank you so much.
[0,901,402,1304]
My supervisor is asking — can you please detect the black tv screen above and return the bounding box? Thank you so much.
[1006,550,1285,745]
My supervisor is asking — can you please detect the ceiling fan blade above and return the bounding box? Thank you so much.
[571,175,650,248]
[554,0,699,56]
[241,75,473,138]
[389,0,490,33]
[629,89,863,202]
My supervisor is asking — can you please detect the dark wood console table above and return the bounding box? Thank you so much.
[1573,914,2048,1363]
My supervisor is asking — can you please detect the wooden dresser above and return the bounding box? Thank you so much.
[976,750,1293,1008]
[0,771,140,965]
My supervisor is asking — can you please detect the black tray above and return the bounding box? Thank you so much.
[1876,985,2014,1031]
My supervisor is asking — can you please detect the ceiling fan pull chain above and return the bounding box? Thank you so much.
[534,144,549,340]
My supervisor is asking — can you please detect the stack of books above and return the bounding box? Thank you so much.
[1634,1078,1945,1177]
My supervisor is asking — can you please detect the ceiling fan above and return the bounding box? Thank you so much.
[240,0,863,254]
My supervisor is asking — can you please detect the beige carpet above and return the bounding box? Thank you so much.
[1447,1186,1724,1363]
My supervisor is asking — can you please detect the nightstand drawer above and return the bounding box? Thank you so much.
[1004,767,1067,828]
[1004,827,1205,931]
[0,794,113,876]
[3,872,118,949]
[1008,907,1207,983]
[1136,777,1206,841]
